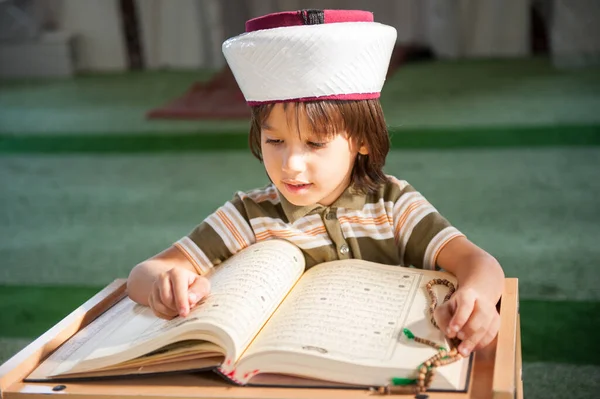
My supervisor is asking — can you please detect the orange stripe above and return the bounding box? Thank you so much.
[255,231,293,241]
[254,225,326,239]
[394,199,428,238]
[338,214,390,225]
[339,215,388,223]
[174,242,204,275]
[216,210,247,249]
[432,234,465,267]
[255,226,326,241]
[304,225,327,236]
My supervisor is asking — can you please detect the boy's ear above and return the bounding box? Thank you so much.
[358,145,369,155]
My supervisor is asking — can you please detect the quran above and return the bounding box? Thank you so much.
[27,239,471,391]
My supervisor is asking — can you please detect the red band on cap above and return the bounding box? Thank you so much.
[246,92,380,106]
[245,10,373,32]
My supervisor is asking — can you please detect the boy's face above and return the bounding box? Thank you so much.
[260,103,360,207]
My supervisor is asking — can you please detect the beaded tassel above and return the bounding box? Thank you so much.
[382,279,462,395]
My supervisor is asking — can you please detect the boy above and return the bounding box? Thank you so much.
[127,9,504,358]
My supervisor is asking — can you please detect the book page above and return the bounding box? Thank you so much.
[81,239,304,367]
[29,239,305,378]
[242,260,423,363]
[221,260,468,389]
[96,239,304,363]
[27,297,141,378]
[177,239,305,359]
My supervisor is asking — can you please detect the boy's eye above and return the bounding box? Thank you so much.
[307,141,326,148]
[265,138,283,145]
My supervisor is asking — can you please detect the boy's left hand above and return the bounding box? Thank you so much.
[433,287,500,357]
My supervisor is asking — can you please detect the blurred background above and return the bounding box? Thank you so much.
[0,1,599,398]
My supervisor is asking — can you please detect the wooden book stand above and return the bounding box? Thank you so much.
[0,279,523,399]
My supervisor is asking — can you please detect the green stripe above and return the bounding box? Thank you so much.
[0,285,598,365]
[0,125,599,154]
[0,285,102,338]
[388,125,600,148]
[520,300,600,365]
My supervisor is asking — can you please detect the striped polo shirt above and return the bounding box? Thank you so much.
[175,176,464,274]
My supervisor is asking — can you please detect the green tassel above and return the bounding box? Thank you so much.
[403,328,415,339]
[390,377,417,386]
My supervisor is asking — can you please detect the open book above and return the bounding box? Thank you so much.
[27,239,471,391]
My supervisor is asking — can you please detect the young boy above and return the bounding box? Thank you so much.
[127,9,504,358]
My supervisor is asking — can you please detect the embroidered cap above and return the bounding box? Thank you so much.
[222,9,397,105]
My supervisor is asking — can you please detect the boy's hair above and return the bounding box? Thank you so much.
[249,99,390,194]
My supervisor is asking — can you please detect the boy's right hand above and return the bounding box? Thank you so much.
[147,267,211,320]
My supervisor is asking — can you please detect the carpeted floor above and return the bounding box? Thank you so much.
[1,58,599,398]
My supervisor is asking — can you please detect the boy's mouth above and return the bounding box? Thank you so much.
[283,182,313,193]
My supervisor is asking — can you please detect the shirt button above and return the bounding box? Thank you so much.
[325,212,336,220]
[339,244,349,254]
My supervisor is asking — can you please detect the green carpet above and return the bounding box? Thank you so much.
[522,363,600,399]
[1,59,599,399]
[1,124,599,153]
[1,58,599,150]
[0,285,101,338]
[2,149,598,299]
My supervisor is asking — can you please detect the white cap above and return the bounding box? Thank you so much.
[222,9,397,105]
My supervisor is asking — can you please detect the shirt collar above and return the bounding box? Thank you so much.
[277,184,367,223]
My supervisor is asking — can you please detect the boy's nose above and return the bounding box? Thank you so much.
[282,149,306,174]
